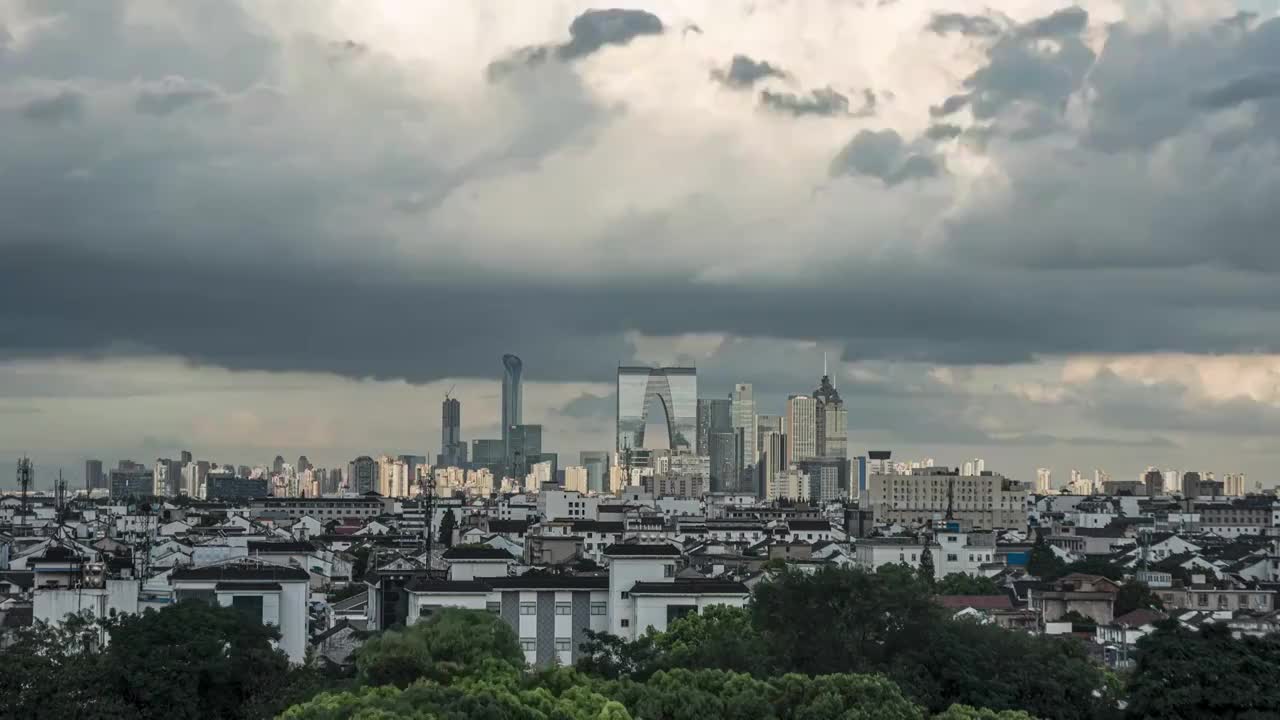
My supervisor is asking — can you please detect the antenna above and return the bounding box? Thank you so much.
[17,457,33,533]
[823,351,828,377]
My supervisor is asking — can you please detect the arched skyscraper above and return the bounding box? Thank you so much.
[501,354,523,451]
[616,366,697,454]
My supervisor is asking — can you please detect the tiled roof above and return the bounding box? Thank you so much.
[442,547,515,561]
[936,595,1015,610]
[171,562,308,582]
[630,580,749,595]
[603,543,680,557]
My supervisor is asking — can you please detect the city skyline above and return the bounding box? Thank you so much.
[5,2,1280,486]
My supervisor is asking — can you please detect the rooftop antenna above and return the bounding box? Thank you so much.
[822,351,828,378]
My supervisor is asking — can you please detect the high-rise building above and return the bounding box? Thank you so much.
[756,414,783,453]
[153,458,181,496]
[348,456,378,495]
[472,439,506,470]
[709,432,738,494]
[180,450,192,464]
[695,398,732,456]
[1035,468,1053,494]
[730,384,758,465]
[812,371,847,459]
[1180,471,1201,498]
[439,396,466,467]
[616,366,697,453]
[507,424,543,478]
[563,466,589,494]
[795,457,850,503]
[766,468,811,502]
[109,467,154,499]
[760,431,787,499]
[785,395,818,462]
[272,455,285,475]
[580,451,611,493]
[501,354,523,455]
[297,455,312,472]
[1143,469,1164,497]
[85,459,104,491]
[1224,473,1246,497]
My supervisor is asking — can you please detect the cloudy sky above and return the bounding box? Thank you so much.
[3,0,1280,490]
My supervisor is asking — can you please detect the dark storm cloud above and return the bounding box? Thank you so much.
[20,89,85,125]
[759,87,850,116]
[134,77,220,115]
[488,8,663,79]
[930,94,969,117]
[926,13,1003,38]
[712,54,786,88]
[1018,6,1088,39]
[1193,71,1280,109]
[829,129,940,185]
[926,123,964,140]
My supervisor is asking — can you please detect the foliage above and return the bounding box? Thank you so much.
[750,564,939,675]
[934,573,1002,596]
[1026,533,1066,579]
[1054,611,1096,626]
[933,705,1036,720]
[355,608,523,688]
[918,542,936,585]
[1126,621,1280,719]
[0,601,311,720]
[1112,580,1163,617]
[649,605,770,677]
[1054,557,1127,582]
[575,628,660,680]
[438,508,457,548]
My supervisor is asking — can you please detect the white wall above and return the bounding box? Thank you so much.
[632,596,748,636]
[607,556,676,639]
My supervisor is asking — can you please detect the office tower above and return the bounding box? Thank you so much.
[501,354,523,452]
[867,467,1029,529]
[472,439,506,469]
[109,467,154,499]
[1143,469,1164,496]
[756,414,782,453]
[85,459,103,491]
[760,431,787,499]
[851,455,868,500]
[795,457,850,503]
[439,396,466,467]
[297,455,312,472]
[1181,471,1201,498]
[507,424,543,478]
[1035,468,1052,494]
[348,456,377,494]
[1224,472,1246,497]
[153,458,181,496]
[580,451,611,493]
[272,455,285,475]
[709,432,738,493]
[812,370,847,459]
[616,366,698,453]
[730,384,758,465]
[785,395,818,462]
[696,398,732,456]
[118,459,145,472]
[180,450,192,464]
[868,450,892,475]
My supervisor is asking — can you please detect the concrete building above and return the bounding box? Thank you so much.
[250,495,389,523]
[696,398,732,457]
[766,468,810,502]
[785,395,818,462]
[617,366,698,454]
[580,451,611,494]
[170,560,310,663]
[348,456,378,495]
[1036,468,1053,494]
[85,459,105,491]
[563,466,589,494]
[868,467,1029,530]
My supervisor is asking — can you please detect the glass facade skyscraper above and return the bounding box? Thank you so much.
[501,354,523,454]
[730,384,757,466]
[696,398,732,456]
[616,366,697,454]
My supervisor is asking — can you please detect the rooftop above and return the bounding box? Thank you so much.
[629,580,749,595]
[603,543,680,557]
[442,547,515,561]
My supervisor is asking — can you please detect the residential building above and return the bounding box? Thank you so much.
[170,561,310,663]
[580,451,611,494]
[795,457,850,504]
[250,496,389,522]
[868,467,1029,530]
[348,456,377,495]
[206,475,269,501]
[1036,468,1052,494]
[766,468,810,502]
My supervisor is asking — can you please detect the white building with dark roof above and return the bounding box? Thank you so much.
[169,560,310,663]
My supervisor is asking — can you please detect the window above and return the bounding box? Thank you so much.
[520,602,536,615]
[664,564,676,578]
[620,619,630,628]
[486,601,501,613]
[555,638,571,652]
[520,638,536,652]
[231,595,264,624]
[947,554,958,562]
[621,591,629,599]
[1198,593,1209,607]
[590,602,607,615]
[555,602,572,615]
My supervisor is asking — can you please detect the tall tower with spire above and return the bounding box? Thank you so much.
[813,355,847,459]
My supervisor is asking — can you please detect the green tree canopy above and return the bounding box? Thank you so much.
[934,573,1002,596]
[1113,579,1163,617]
[1127,621,1280,719]
[355,608,523,688]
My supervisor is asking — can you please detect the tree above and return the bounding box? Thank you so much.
[934,573,1001,596]
[1055,557,1126,581]
[356,608,523,688]
[918,543,936,585]
[1026,533,1065,579]
[576,629,661,680]
[650,605,770,677]
[1127,621,1280,719]
[934,705,1036,720]
[1113,580,1163,616]
[437,508,457,548]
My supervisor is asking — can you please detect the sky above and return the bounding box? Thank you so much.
[3,0,1280,490]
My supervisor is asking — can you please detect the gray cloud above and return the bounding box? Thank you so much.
[760,86,850,116]
[930,93,969,117]
[489,8,663,79]
[1018,6,1088,39]
[1193,71,1280,109]
[20,89,85,125]
[712,54,786,88]
[927,12,1004,38]
[830,129,940,185]
[134,76,220,115]
[925,123,964,140]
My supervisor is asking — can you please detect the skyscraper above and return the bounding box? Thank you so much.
[812,369,847,459]
[786,395,818,462]
[730,384,758,466]
[349,456,377,495]
[760,431,787,498]
[1035,468,1052,494]
[273,455,285,475]
[85,459,103,491]
[709,432,737,493]
[616,366,697,454]
[501,354,523,455]
[580,451,611,493]
[507,424,543,478]
[439,396,466,467]
[696,398,732,456]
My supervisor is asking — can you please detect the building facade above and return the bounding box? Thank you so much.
[616,366,698,454]
[696,399,732,457]
[785,395,818,462]
[868,468,1030,529]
